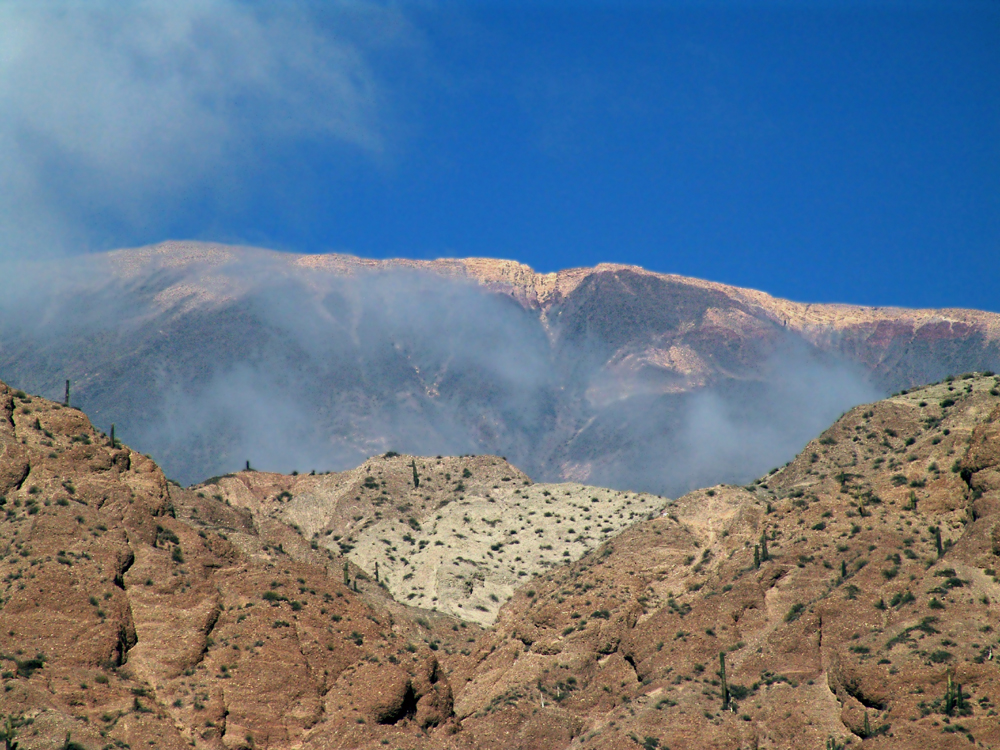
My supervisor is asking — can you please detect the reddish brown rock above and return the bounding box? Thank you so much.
[0,373,998,749]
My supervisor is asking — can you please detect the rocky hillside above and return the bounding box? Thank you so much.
[0,381,459,749]
[448,371,1000,749]
[193,456,665,625]
[1,241,998,495]
[0,371,998,748]
[0,375,1000,750]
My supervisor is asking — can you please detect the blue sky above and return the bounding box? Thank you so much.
[1,1,997,311]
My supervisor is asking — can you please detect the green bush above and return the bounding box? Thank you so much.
[784,603,805,623]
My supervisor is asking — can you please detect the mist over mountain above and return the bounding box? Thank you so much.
[1,241,998,495]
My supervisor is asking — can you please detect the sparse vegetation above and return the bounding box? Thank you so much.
[0,371,998,748]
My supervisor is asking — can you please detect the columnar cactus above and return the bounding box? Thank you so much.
[719,651,729,710]
[944,672,966,715]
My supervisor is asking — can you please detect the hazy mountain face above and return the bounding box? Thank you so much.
[1,244,997,494]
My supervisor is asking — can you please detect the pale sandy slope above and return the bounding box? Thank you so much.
[193,453,667,625]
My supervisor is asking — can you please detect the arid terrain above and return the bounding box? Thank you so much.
[1,242,999,495]
[0,370,997,749]
[197,458,664,625]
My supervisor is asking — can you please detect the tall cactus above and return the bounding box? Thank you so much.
[411,459,420,489]
[719,651,729,710]
[944,671,966,715]
[0,714,21,750]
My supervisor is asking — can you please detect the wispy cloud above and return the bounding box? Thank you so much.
[0,1,408,259]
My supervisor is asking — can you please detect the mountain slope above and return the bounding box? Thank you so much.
[1,241,998,495]
[0,382,457,750]
[0,373,997,748]
[450,371,1000,749]
[193,455,665,625]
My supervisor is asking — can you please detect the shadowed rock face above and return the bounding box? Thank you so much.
[1,241,998,494]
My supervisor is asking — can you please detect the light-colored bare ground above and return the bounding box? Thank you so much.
[194,454,667,625]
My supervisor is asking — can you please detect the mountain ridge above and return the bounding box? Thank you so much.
[2,240,998,493]
[102,240,1000,394]
[107,240,1000,334]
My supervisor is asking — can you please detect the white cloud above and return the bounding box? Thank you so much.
[0,1,405,259]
